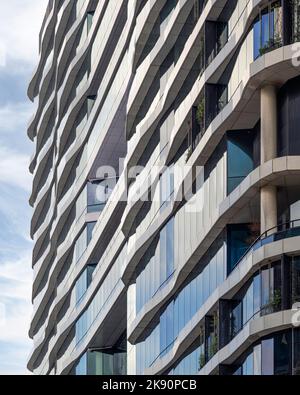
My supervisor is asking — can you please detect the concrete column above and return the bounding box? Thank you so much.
[260,85,278,234]
[261,85,277,163]
[261,185,278,234]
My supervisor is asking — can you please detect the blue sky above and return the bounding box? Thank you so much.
[0,0,47,374]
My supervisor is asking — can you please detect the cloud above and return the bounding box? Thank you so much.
[0,101,34,134]
[0,342,32,375]
[0,0,48,68]
[0,252,32,350]
[0,42,5,67]
[0,0,48,375]
[0,147,32,192]
[0,251,33,374]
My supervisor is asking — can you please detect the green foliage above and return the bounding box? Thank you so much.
[271,289,282,309]
[196,98,205,127]
[199,353,205,370]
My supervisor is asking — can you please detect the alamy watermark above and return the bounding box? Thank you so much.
[292,302,300,328]
[91,161,205,213]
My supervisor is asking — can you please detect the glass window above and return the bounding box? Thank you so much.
[76,270,87,305]
[247,282,254,322]
[87,180,111,213]
[75,353,87,375]
[178,292,185,332]
[292,257,300,304]
[159,218,174,287]
[233,366,242,375]
[216,247,225,286]
[87,12,94,33]
[199,326,205,370]
[294,328,300,375]
[227,225,259,274]
[261,338,274,375]
[184,285,191,325]
[261,8,269,49]
[160,166,174,211]
[166,218,174,278]
[227,132,254,194]
[174,297,179,340]
[203,266,209,301]
[230,301,242,338]
[197,273,203,310]
[191,278,197,318]
[76,264,96,304]
[270,1,282,46]
[87,222,95,243]
[166,302,174,351]
[252,2,283,59]
[243,352,254,375]
[209,255,217,294]
[87,95,96,118]
[274,332,291,375]
[160,227,167,285]
[206,313,219,361]
[253,17,260,59]
[253,274,261,316]
[261,268,271,315]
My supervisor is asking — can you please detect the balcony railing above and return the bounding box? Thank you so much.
[232,219,300,273]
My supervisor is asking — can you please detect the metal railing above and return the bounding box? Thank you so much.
[232,219,300,273]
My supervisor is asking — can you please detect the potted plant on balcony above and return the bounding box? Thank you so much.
[199,352,206,370]
[208,334,218,358]
[196,98,205,132]
[271,289,282,311]
[262,289,282,315]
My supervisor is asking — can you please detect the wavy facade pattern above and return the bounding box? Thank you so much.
[28,0,300,375]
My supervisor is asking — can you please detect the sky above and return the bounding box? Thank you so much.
[0,0,48,374]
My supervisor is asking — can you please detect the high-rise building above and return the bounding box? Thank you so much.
[28,0,300,375]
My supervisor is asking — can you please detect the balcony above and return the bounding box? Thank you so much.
[230,219,300,274]
[74,347,127,375]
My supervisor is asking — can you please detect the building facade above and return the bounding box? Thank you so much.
[28,0,300,375]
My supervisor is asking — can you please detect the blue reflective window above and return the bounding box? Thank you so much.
[227,132,254,194]
[166,219,174,278]
[243,352,254,375]
[203,266,209,301]
[209,256,217,294]
[136,218,174,314]
[253,18,260,59]
[262,338,274,375]
[253,274,261,316]
[261,9,269,49]
[160,166,174,211]
[230,302,242,338]
[247,282,254,322]
[76,264,96,305]
[227,224,259,274]
[197,274,203,310]
[160,227,167,285]
[174,297,179,339]
[191,278,197,317]
[252,2,282,60]
[87,181,107,213]
[160,311,167,357]
[184,286,191,325]
[178,292,185,332]
[166,303,174,351]
[136,240,229,370]
[75,353,87,375]
[261,268,270,311]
